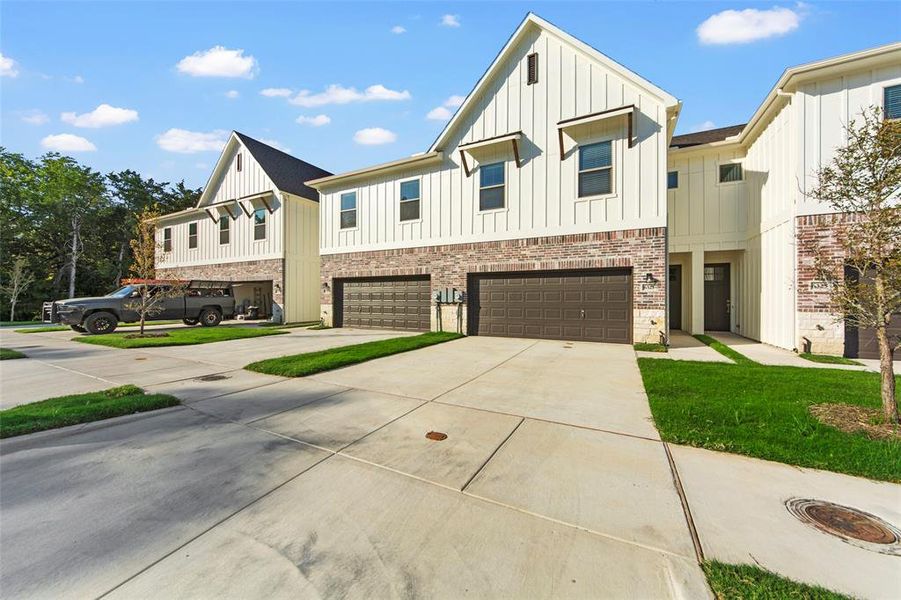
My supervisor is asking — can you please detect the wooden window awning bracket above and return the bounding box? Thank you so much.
[557,104,636,160]
[259,194,275,214]
[458,132,524,176]
[204,208,219,223]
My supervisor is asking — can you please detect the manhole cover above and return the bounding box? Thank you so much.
[425,431,447,441]
[786,498,901,555]
[196,374,230,382]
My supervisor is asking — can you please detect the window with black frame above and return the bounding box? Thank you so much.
[253,208,266,240]
[578,141,612,197]
[340,192,357,228]
[479,162,505,211]
[399,179,420,221]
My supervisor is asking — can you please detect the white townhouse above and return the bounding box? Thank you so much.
[666,42,901,359]
[309,13,680,345]
[154,132,331,323]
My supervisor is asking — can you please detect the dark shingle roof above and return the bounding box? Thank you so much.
[234,132,332,201]
[670,124,746,149]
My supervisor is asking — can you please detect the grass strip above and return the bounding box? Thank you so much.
[259,321,320,328]
[634,342,667,353]
[800,353,863,366]
[0,348,26,360]
[639,357,901,482]
[702,561,851,600]
[75,326,287,348]
[0,385,179,438]
[0,320,42,327]
[247,331,463,377]
[693,334,756,365]
[15,326,69,333]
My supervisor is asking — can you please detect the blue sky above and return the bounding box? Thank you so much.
[1,1,898,188]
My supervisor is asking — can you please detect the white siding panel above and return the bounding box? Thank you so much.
[319,27,670,255]
[284,195,321,323]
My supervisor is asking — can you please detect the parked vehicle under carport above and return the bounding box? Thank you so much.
[43,280,236,334]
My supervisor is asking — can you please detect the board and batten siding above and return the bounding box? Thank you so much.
[319,27,670,255]
[283,194,321,323]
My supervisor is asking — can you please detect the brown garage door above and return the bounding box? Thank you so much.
[468,269,632,343]
[845,315,901,359]
[338,277,431,331]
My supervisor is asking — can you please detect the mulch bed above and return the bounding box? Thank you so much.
[123,332,170,340]
[809,404,901,441]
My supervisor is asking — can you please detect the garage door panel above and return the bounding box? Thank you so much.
[470,269,632,344]
[340,277,431,332]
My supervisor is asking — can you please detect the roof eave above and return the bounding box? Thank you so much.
[306,151,444,190]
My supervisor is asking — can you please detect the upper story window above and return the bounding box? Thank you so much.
[718,163,743,183]
[340,192,357,229]
[884,84,901,120]
[236,153,243,172]
[479,162,505,211]
[253,208,266,240]
[527,53,539,85]
[188,222,198,249]
[399,179,420,222]
[219,216,230,245]
[578,141,613,197]
[163,227,172,252]
[667,171,679,189]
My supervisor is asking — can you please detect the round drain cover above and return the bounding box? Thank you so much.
[425,431,447,441]
[786,498,901,555]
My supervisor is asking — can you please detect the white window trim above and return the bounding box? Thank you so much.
[716,161,744,187]
[398,178,422,224]
[187,222,199,250]
[252,208,267,242]
[338,190,360,232]
[218,217,230,245]
[575,136,617,201]
[162,228,173,253]
[477,161,507,213]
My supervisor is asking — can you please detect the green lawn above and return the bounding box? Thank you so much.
[259,320,320,328]
[0,348,26,360]
[703,561,850,600]
[15,326,69,333]
[0,385,179,438]
[800,353,863,366]
[247,331,463,377]
[0,320,41,327]
[693,334,754,364]
[639,350,901,481]
[634,342,667,352]
[75,326,288,348]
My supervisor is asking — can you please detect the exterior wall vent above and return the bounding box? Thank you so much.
[527,53,538,85]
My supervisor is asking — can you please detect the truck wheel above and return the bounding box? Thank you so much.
[70,324,87,333]
[182,318,198,326]
[199,309,222,327]
[84,312,118,335]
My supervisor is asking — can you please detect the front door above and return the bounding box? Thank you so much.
[704,264,730,331]
[669,265,682,330]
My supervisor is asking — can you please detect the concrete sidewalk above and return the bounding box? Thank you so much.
[637,331,733,363]
[708,332,869,370]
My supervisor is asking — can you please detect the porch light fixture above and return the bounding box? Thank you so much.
[644,273,657,283]
[321,282,331,293]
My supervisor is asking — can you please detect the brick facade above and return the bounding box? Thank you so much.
[157,258,286,321]
[320,228,667,342]
[795,212,859,355]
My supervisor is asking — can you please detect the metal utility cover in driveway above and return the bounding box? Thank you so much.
[468,269,632,343]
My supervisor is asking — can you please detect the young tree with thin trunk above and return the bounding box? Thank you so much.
[126,206,184,335]
[0,257,36,321]
[807,106,900,424]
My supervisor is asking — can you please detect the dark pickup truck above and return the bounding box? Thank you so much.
[44,280,236,334]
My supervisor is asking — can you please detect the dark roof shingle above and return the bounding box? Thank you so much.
[234,132,332,200]
[670,124,746,149]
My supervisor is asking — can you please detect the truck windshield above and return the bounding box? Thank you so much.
[107,286,136,298]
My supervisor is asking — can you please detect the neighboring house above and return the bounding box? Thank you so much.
[154,132,331,323]
[308,13,680,345]
[666,42,901,358]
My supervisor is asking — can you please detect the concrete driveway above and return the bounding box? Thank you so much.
[0,333,711,598]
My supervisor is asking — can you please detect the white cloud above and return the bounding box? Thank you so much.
[260,87,293,97]
[68,75,85,84]
[691,120,717,132]
[21,110,49,125]
[195,162,208,170]
[0,53,19,77]
[176,46,257,78]
[61,104,139,128]
[296,114,331,127]
[225,90,239,99]
[441,14,461,27]
[426,95,466,121]
[444,94,465,108]
[697,5,803,45]
[290,83,411,107]
[354,127,397,145]
[156,128,229,153]
[391,25,406,34]
[426,106,453,121]
[259,138,291,153]
[41,133,96,152]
